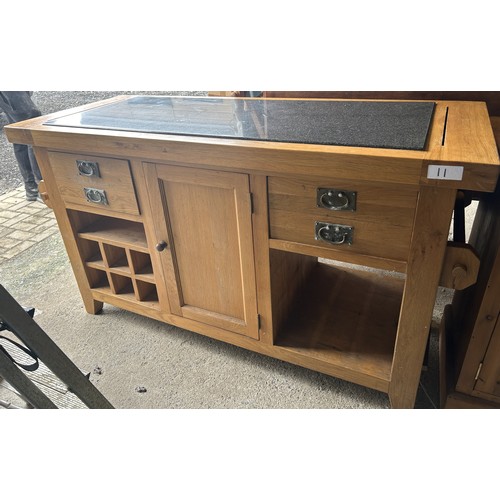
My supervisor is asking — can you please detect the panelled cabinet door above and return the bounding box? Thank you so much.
[145,163,259,339]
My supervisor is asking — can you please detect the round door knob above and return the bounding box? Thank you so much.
[156,241,168,252]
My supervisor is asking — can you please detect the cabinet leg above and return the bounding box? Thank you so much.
[389,187,456,409]
[84,298,103,315]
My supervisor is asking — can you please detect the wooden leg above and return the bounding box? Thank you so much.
[33,147,104,317]
[389,187,456,409]
[84,298,104,315]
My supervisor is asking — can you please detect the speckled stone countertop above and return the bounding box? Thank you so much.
[45,96,436,151]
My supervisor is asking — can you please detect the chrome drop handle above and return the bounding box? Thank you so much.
[315,222,354,246]
[84,187,108,206]
[77,160,100,177]
[318,225,346,245]
[317,188,356,211]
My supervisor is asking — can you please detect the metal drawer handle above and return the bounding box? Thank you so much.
[320,191,349,210]
[84,187,108,206]
[319,225,346,244]
[317,188,356,211]
[77,160,100,177]
[315,222,354,245]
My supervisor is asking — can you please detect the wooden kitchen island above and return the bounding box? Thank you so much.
[6,95,499,408]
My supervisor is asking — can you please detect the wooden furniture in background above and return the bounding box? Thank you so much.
[5,96,499,408]
[441,179,500,408]
[262,91,500,116]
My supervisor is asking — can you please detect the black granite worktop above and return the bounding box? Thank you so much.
[45,96,436,151]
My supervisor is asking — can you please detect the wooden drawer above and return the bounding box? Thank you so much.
[47,152,140,216]
[268,177,418,262]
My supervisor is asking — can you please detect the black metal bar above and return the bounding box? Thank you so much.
[453,191,466,243]
[0,348,57,409]
[0,284,114,409]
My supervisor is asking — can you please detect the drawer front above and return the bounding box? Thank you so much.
[268,177,418,262]
[47,152,140,215]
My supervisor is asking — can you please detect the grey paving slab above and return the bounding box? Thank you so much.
[0,187,56,262]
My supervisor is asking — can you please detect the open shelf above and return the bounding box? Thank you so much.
[272,254,404,383]
[78,217,148,251]
[90,284,160,310]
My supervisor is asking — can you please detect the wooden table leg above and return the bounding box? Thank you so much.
[33,146,103,316]
[389,186,456,408]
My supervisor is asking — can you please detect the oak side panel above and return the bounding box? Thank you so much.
[269,250,317,341]
[491,116,500,145]
[389,186,456,408]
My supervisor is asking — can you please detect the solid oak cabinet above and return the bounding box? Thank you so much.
[6,95,500,409]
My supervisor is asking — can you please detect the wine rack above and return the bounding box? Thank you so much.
[71,212,159,309]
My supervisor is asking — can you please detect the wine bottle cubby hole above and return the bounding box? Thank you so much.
[68,210,159,307]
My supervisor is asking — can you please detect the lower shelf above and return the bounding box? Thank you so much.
[86,268,160,310]
[274,260,404,384]
[91,285,160,310]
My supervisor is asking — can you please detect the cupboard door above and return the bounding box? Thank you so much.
[145,163,259,339]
